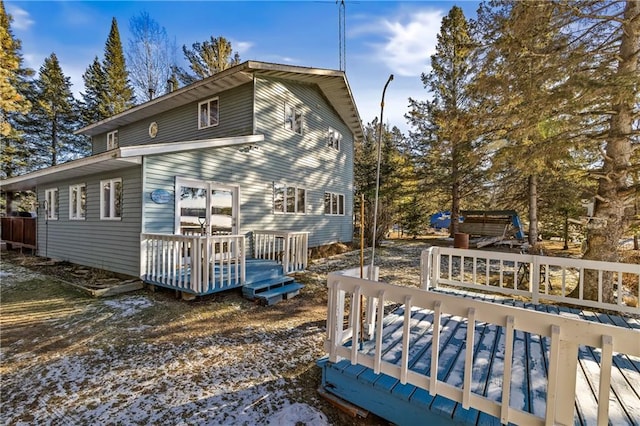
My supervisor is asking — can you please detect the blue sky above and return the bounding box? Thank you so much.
[6,0,480,134]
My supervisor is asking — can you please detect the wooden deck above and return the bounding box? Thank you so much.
[319,289,640,425]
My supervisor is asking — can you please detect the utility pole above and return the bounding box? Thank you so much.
[337,0,346,71]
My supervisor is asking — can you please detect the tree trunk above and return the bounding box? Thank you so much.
[51,116,58,166]
[528,174,538,246]
[573,0,639,303]
[450,145,460,237]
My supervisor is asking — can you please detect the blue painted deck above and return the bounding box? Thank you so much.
[144,259,303,302]
[319,289,640,426]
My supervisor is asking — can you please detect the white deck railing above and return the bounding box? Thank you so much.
[325,270,640,426]
[421,247,640,315]
[253,230,309,274]
[140,233,246,294]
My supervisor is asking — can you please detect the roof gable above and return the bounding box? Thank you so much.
[77,61,363,141]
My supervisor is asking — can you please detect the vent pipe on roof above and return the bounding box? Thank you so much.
[148,88,155,100]
[167,80,174,93]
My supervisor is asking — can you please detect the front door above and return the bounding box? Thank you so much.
[175,177,239,236]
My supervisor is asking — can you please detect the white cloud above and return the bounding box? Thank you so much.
[353,9,443,77]
[6,5,34,30]
[234,41,254,55]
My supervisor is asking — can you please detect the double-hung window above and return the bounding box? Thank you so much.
[324,192,345,215]
[284,103,303,135]
[199,97,219,129]
[100,178,122,220]
[327,127,342,151]
[107,130,118,150]
[44,188,59,220]
[273,183,306,214]
[69,184,86,220]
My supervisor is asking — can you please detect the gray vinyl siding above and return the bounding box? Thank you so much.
[254,76,354,246]
[143,76,354,248]
[35,166,142,277]
[92,83,254,155]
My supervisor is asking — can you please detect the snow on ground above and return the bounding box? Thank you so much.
[103,295,155,317]
[1,262,331,425]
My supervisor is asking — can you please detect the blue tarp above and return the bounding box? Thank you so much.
[429,211,463,230]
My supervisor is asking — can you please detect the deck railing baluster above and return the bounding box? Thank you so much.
[350,286,362,365]
[430,300,442,396]
[462,307,476,409]
[597,335,613,424]
[500,315,515,424]
[400,295,412,385]
[373,290,385,374]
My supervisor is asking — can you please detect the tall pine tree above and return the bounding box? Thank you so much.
[101,17,134,117]
[569,0,639,301]
[80,56,107,125]
[175,35,240,85]
[474,1,581,246]
[23,53,88,167]
[407,6,483,236]
[0,0,33,179]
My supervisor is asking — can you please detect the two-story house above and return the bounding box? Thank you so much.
[1,61,363,302]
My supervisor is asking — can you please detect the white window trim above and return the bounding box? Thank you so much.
[69,184,86,220]
[273,183,307,215]
[198,97,219,129]
[100,178,122,220]
[284,103,303,135]
[44,188,59,220]
[324,191,345,216]
[174,176,241,235]
[328,127,342,151]
[107,130,118,150]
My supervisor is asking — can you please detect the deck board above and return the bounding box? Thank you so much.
[320,289,640,425]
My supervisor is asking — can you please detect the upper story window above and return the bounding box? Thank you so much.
[44,188,59,220]
[324,192,345,216]
[284,103,303,135]
[328,127,342,151]
[69,184,86,220]
[107,130,118,150]
[199,97,219,129]
[100,178,122,220]
[273,183,306,214]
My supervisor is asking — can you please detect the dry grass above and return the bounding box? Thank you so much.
[2,239,638,424]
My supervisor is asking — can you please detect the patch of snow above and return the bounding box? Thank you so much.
[102,296,154,317]
[268,402,330,425]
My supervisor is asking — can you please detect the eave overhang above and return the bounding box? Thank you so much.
[1,134,265,192]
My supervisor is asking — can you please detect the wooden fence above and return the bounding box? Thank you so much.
[1,217,36,250]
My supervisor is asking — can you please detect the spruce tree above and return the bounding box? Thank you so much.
[407,6,483,237]
[24,53,88,167]
[0,0,33,179]
[101,17,134,117]
[569,0,639,301]
[474,1,580,246]
[80,56,107,125]
[175,35,240,85]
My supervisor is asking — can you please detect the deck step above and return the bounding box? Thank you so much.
[253,282,304,306]
[242,276,295,299]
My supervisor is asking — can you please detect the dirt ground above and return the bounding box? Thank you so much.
[1,237,635,425]
[1,239,439,425]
